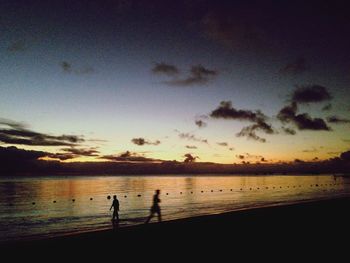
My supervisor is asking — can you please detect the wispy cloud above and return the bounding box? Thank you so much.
[175,129,209,144]
[101,151,162,163]
[280,57,308,75]
[291,85,332,104]
[327,116,350,124]
[0,118,84,146]
[131,138,161,146]
[152,62,179,76]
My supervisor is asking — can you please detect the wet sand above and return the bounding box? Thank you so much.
[2,196,350,256]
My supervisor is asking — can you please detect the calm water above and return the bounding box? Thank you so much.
[0,174,349,243]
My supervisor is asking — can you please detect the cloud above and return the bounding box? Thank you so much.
[164,65,218,87]
[175,130,209,144]
[0,146,48,162]
[131,138,161,146]
[327,116,350,124]
[280,57,308,75]
[7,40,27,52]
[217,142,228,147]
[152,62,179,76]
[322,103,332,111]
[195,120,207,128]
[61,147,100,156]
[101,151,162,163]
[340,150,350,162]
[277,102,331,131]
[61,61,72,73]
[0,118,84,146]
[60,61,94,74]
[229,147,235,151]
[210,101,275,142]
[183,153,198,163]
[281,126,296,135]
[291,85,332,104]
[185,145,198,149]
[236,125,267,143]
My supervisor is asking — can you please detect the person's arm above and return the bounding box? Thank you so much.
[110,200,114,211]
[117,200,120,211]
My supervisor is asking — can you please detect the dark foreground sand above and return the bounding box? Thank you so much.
[2,197,350,257]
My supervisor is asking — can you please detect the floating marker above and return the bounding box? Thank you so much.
[191,191,193,194]
[201,191,204,193]
[219,190,223,192]
[166,193,169,195]
[230,189,233,191]
[90,198,93,200]
[32,202,35,205]
[137,194,142,197]
[240,188,242,190]
[266,187,269,189]
[211,190,214,192]
[72,199,75,202]
[180,192,182,194]
[124,195,127,198]
[53,201,56,203]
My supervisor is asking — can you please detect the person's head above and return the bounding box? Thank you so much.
[113,195,117,200]
[156,189,160,195]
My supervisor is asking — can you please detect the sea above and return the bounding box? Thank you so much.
[0,174,349,243]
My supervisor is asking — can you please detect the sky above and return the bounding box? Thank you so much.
[1,0,350,165]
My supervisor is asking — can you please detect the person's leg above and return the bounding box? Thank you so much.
[145,212,154,223]
[157,210,162,222]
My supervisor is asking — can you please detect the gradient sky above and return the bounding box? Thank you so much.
[1,0,350,164]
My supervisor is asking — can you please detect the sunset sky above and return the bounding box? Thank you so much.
[1,0,350,165]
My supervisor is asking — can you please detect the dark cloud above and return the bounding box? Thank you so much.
[236,126,266,143]
[322,103,332,111]
[152,62,179,76]
[175,130,209,144]
[0,146,47,162]
[237,155,245,160]
[183,153,198,163]
[291,85,332,104]
[327,116,350,124]
[61,61,72,73]
[282,126,296,135]
[165,65,218,87]
[7,40,27,52]
[60,61,94,74]
[0,118,84,146]
[280,57,308,75]
[277,102,331,131]
[61,147,100,156]
[229,147,235,151]
[47,153,76,161]
[210,101,275,142]
[340,150,350,162]
[217,142,228,147]
[195,120,207,128]
[131,138,161,146]
[101,151,162,163]
[185,145,198,149]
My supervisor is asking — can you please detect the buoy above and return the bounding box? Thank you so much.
[72,199,75,202]
[201,191,204,193]
[211,190,213,192]
[32,202,35,205]
[257,188,260,190]
[250,188,252,190]
[230,189,233,191]
[266,187,269,189]
[191,191,193,194]
[90,198,93,200]
[124,195,127,198]
[166,193,169,195]
[180,192,182,194]
[53,201,56,203]
[137,194,141,197]
[240,188,242,190]
[219,190,223,192]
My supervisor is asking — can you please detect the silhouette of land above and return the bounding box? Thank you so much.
[2,196,349,255]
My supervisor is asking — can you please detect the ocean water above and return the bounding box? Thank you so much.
[0,174,349,243]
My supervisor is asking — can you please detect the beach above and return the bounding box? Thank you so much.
[2,196,349,256]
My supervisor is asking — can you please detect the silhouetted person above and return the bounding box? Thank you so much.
[145,189,161,223]
[110,195,119,227]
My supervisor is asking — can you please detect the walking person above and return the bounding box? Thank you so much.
[110,195,120,227]
[145,189,162,223]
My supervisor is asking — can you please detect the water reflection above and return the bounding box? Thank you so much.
[0,175,349,242]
